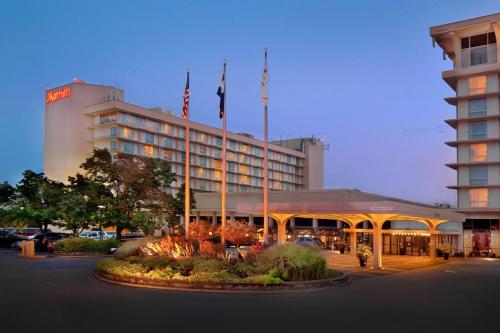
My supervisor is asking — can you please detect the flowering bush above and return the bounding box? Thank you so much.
[221,221,255,247]
[189,221,218,249]
[356,243,372,258]
[140,236,195,258]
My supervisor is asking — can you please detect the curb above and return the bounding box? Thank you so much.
[53,253,113,259]
[16,254,48,260]
[94,270,351,294]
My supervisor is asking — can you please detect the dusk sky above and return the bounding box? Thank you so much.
[0,0,499,205]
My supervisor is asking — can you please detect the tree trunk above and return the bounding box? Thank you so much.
[116,226,123,240]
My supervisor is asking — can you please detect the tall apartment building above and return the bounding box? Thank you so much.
[44,81,324,194]
[431,13,500,256]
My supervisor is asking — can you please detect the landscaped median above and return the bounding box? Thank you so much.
[54,238,120,257]
[95,237,349,292]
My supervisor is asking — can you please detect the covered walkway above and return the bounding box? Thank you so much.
[194,189,465,269]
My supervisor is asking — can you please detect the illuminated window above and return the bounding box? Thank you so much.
[200,133,206,143]
[241,165,247,174]
[241,144,248,153]
[144,145,154,157]
[470,144,487,161]
[241,175,248,184]
[468,76,487,95]
[214,160,221,170]
[228,152,236,161]
[470,166,488,185]
[215,170,221,179]
[198,167,204,177]
[469,121,487,140]
[469,188,488,207]
[215,182,221,191]
[123,128,130,138]
[163,150,172,161]
[163,124,170,134]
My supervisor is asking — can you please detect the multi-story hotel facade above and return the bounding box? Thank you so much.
[431,13,500,256]
[44,81,325,194]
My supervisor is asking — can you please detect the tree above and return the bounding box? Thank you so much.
[0,182,15,204]
[56,174,111,236]
[80,148,176,239]
[188,220,217,249]
[6,170,64,231]
[221,221,255,248]
[170,183,196,223]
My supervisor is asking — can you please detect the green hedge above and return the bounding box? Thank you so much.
[55,238,120,253]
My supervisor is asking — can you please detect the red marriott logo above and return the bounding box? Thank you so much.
[46,87,71,104]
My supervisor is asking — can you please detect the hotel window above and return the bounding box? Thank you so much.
[241,175,248,184]
[228,174,235,182]
[200,133,207,143]
[199,156,207,167]
[240,185,248,192]
[163,150,172,161]
[199,146,207,155]
[228,184,236,192]
[213,148,222,159]
[214,159,221,170]
[252,167,261,177]
[241,144,248,153]
[214,170,221,179]
[252,177,260,187]
[198,167,204,177]
[228,140,237,151]
[123,141,134,154]
[110,127,117,137]
[228,162,236,172]
[144,145,154,157]
[468,76,487,95]
[469,188,488,208]
[110,141,117,151]
[215,182,221,191]
[240,165,248,174]
[468,99,487,117]
[162,124,170,134]
[215,137,222,147]
[100,113,117,124]
[461,32,496,66]
[145,132,154,144]
[164,137,173,148]
[469,121,487,140]
[123,128,131,139]
[228,152,236,161]
[470,144,487,161]
[470,166,488,185]
[253,147,262,157]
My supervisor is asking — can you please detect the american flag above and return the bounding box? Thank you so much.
[182,72,190,119]
[217,64,226,119]
[261,49,269,106]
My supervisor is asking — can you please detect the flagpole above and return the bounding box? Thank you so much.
[221,60,227,246]
[184,69,191,239]
[262,49,269,245]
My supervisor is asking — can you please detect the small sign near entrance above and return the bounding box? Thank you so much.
[46,87,71,104]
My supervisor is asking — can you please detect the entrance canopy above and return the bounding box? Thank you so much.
[194,189,464,230]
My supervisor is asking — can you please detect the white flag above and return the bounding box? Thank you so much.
[261,50,269,106]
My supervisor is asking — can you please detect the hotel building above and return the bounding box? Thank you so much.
[431,13,500,256]
[44,81,325,194]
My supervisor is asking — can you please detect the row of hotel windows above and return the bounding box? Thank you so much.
[110,140,302,184]
[171,179,297,192]
[109,126,303,171]
[101,112,302,166]
[461,32,497,67]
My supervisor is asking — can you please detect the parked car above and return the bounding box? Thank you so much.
[294,237,325,248]
[121,232,144,241]
[79,231,113,240]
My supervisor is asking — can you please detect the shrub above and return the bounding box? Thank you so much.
[178,257,196,276]
[114,237,156,259]
[242,274,283,285]
[256,244,326,282]
[126,256,176,270]
[199,240,224,259]
[189,271,239,283]
[97,259,178,280]
[140,236,195,258]
[192,259,228,274]
[221,221,255,247]
[228,262,256,278]
[55,238,120,253]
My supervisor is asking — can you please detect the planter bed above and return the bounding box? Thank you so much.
[95,269,350,293]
